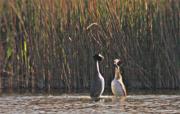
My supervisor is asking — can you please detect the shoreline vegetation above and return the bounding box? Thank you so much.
[0,0,179,92]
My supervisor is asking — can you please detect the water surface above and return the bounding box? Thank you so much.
[0,91,180,113]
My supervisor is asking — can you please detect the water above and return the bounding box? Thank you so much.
[0,92,180,114]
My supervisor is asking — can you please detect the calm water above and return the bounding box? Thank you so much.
[0,92,180,114]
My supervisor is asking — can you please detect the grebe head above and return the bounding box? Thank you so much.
[114,59,122,67]
[93,53,104,61]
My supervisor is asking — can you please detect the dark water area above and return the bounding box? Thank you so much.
[0,90,180,114]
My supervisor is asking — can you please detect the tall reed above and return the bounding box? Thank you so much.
[0,0,179,92]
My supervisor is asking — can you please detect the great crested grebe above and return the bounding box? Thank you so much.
[90,54,105,101]
[111,59,127,96]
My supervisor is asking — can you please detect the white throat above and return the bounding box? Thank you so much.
[96,61,103,78]
[96,61,100,73]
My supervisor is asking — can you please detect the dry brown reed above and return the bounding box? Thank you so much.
[0,0,179,92]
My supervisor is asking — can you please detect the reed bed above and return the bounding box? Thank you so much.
[0,0,179,92]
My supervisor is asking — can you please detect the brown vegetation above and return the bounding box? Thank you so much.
[0,0,179,92]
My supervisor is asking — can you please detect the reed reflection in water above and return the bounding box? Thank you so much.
[0,93,180,114]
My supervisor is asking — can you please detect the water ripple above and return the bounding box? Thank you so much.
[0,94,180,113]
